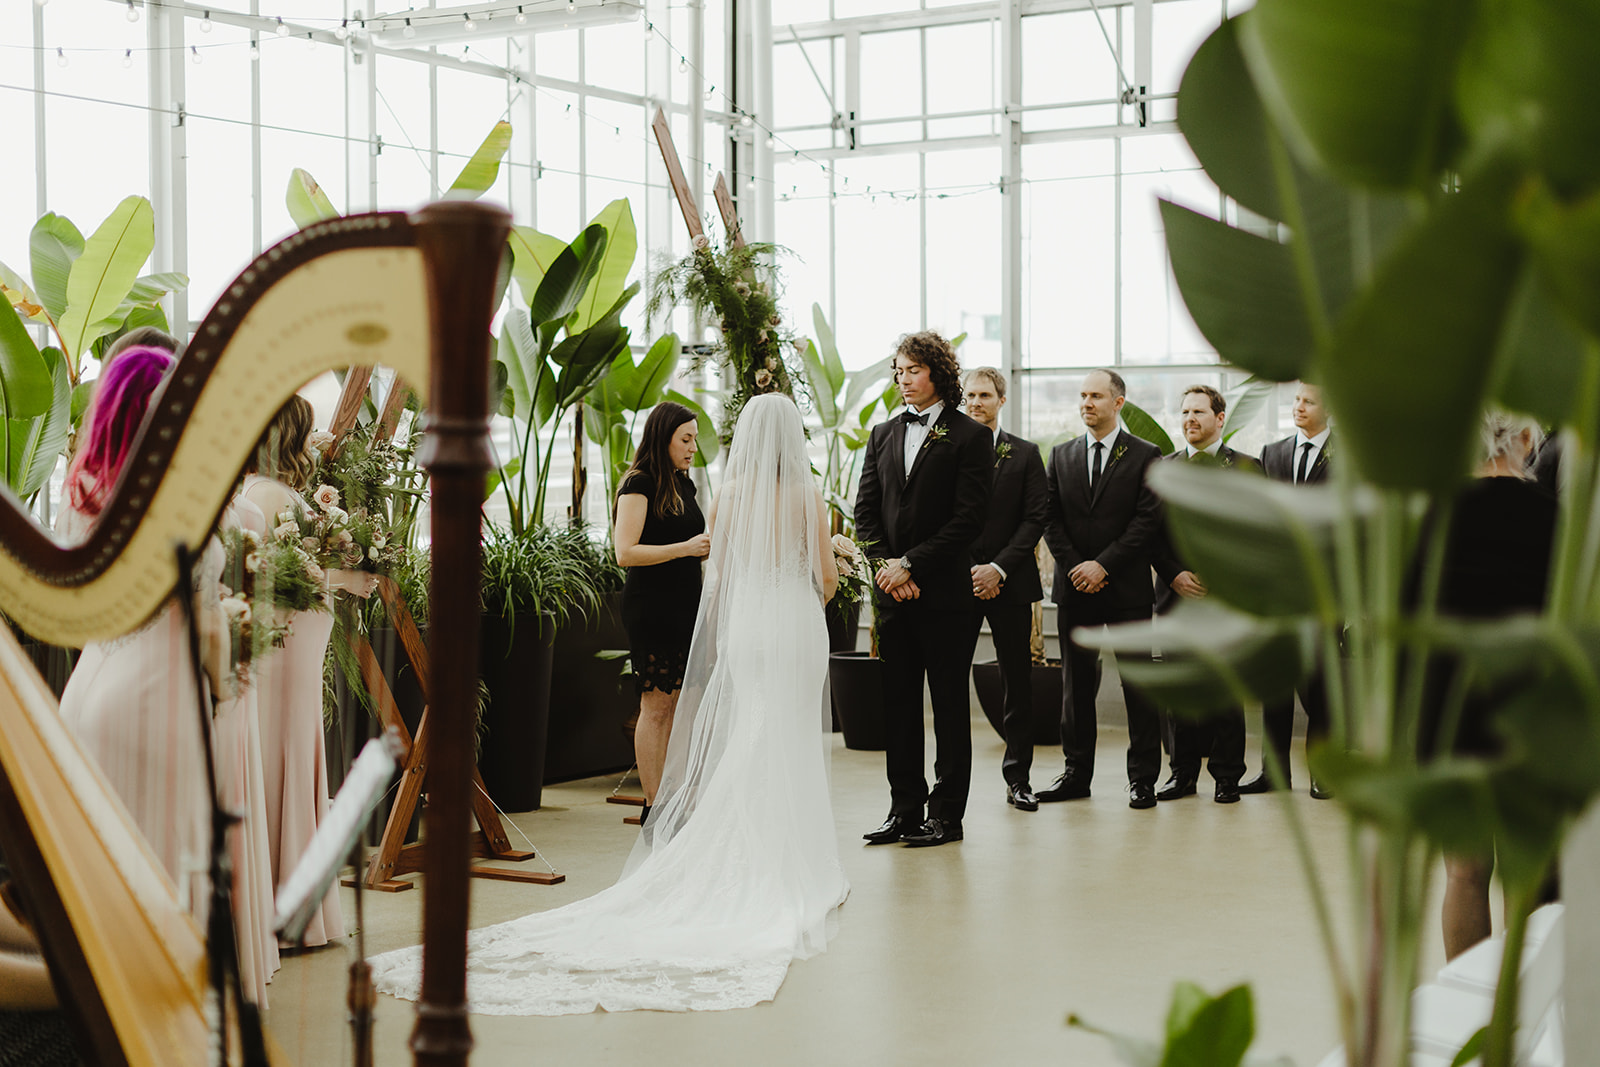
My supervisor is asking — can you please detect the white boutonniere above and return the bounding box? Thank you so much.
[924,424,949,448]
[994,441,1012,465]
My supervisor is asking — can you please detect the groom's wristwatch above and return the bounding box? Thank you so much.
[898,555,912,573]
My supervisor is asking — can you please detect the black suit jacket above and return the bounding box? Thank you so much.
[1043,431,1163,613]
[855,404,993,610]
[1151,444,1260,615]
[1260,431,1334,485]
[970,429,1047,607]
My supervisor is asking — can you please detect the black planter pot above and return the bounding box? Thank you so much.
[829,651,886,751]
[971,659,1077,746]
[825,597,863,653]
[545,591,636,784]
[477,611,556,813]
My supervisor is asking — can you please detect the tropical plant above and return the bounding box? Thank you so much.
[583,331,718,508]
[645,239,804,438]
[798,303,900,536]
[1074,5,1600,1067]
[495,199,640,534]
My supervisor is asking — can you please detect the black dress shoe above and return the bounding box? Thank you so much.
[1237,772,1287,795]
[1036,772,1091,802]
[1006,783,1039,812]
[863,814,919,845]
[1128,782,1157,810]
[1309,779,1334,800]
[1214,781,1241,804]
[902,817,963,847]
[1155,773,1198,801]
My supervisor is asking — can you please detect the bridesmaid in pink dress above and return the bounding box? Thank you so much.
[56,347,228,917]
[242,396,377,949]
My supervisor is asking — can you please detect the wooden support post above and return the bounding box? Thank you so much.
[652,108,706,242]
[712,173,745,250]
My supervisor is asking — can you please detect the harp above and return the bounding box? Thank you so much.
[0,200,507,1067]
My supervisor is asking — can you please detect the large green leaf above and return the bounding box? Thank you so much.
[1162,983,1256,1067]
[16,347,71,498]
[0,298,54,421]
[286,168,340,229]
[552,325,630,408]
[29,213,85,325]
[1491,266,1596,428]
[843,355,894,416]
[529,224,608,330]
[1176,19,1285,221]
[1238,0,1475,190]
[1221,376,1276,444]
[1159,201,1314,382]
[1456,0,1600,198]
[1075,600,1314,714]
[0,260,46,325]
[1151,461,1346,618]
[811,303,846,394]
[1120,399,1174,456]
[509,226,567,307]
[498,309,542,423]
[1320,156,1524,492]
[570,200,638,334]
[666,388,719,465]
[616,333,679,413]
[801,340,839,428]
[58,196,155,364]
[1518,180,1600,343]
[445,121,513,200]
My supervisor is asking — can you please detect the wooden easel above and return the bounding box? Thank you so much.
[328,368,562,890]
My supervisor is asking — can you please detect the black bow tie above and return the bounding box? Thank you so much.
[901,410,929,427]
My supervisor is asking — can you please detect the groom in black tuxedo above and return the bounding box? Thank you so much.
[854,332,993,847]
[1038,369,1164,809]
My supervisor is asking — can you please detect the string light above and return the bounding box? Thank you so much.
[514,5,526,24]
[336,18,349,40]
[567,0,576,11]
[704,83,715,100]
[765,136,775,148]
[460,45,472,62]
[125,1,140,23]
[190,44,202,64]
[249,39,260,61]
[275,16,290,36]
[643,20,653,38]
[678,56,687,74]
[55,46,67,67]
[739,112,753,128]
[402,17,415,38]
[463,12,476,30]
[199,10,213,32]
[122,48,133,68]
[305,30,315,49]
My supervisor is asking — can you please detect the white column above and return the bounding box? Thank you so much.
[999,0,1023,432]
[749,0,774,244]
[688,0,706,243]
[148,3,189,334]
[348,30,378,214]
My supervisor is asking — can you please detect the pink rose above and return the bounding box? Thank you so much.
[312,484,340,511]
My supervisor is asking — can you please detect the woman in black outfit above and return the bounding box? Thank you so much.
[1423,409,1557,959]
[614,402,710,811]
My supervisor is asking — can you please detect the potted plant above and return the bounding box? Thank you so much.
[1070,6,1600,1065]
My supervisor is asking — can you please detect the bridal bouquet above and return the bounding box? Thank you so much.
[830,534,876,607]
[279,482,404,576]
[217,526,329,676]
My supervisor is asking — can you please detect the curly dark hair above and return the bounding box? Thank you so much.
[894,331,964,408]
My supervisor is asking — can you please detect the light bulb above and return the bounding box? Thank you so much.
[704,83,714,100]
[514,6,526,23]
[190,45,202,64]
[249,40,260,61]
[567,0,575,12]
[765,136,774,148]
[740,113,753,127]
[34,0,49,8]
[563,103,573,120]
[125,1,140,22]
[678,56,687,74]
[463,12,475,30]
[275,16,290,36]
[642,20,652,38]
[460,46,471,62]
[614,125,621,140]
[746,174,755,188]
[200,10,213,31]
[55,47,67,67]
[305,31,315,49]
[122,48,133,68]
[402,17,415,38]
[335,19,349,40]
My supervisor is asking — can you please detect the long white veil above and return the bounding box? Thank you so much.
[637,392,834,855]
[369,392,847,1015]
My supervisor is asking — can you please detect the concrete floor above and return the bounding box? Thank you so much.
[263,721,1449,1067]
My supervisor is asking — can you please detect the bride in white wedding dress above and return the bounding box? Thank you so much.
[369,393,848,1015]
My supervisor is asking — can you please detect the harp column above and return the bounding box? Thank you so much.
[409,200,511,1067]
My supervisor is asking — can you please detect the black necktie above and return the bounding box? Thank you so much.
[901,410,928,427]
[1296,441,1314,483]
[1091,441,1105,487]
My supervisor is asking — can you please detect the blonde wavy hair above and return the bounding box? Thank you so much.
[247,395,318,490]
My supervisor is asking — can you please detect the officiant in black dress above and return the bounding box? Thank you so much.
[855,332,992,848]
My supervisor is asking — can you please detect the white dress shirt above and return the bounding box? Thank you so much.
[902,399,945,473]
[1085,424,1122,485]
[1185,438,1222,459]
[1292,427,1330,482]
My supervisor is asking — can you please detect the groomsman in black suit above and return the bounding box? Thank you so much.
[1038,369,1165,809]
[1242,381,1335,798]
[962,367,1049,812]
[1151,385,1254,804]
[854,332,994,847]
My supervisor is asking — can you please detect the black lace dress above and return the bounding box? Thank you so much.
[619,471,705,695]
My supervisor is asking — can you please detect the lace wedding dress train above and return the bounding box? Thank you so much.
[369,395,848,1015]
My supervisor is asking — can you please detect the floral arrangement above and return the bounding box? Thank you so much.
[277,481,404,575]
[218,526,328,677]
[645,238,805,439]
[829,534,877,608]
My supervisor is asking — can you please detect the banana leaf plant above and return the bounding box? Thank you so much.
[798,303,899,536]
[583,331,718,509]
[1073,5,1600,1067]
[495,199,640,534]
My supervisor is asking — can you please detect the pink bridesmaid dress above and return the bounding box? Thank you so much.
[213,497,281,1003]
[243,473,345,948]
